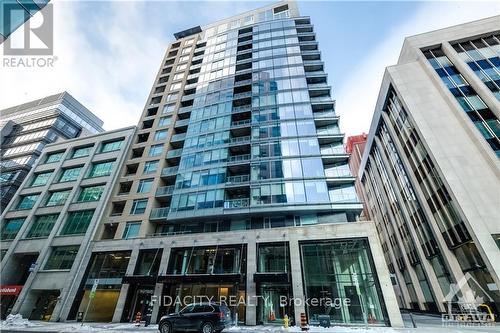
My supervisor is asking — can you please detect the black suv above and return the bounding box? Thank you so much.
[158,303,231,333]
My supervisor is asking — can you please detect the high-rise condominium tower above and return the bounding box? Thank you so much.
[358,16,499,315]
[18,1,402,327]
[0,92,104,212]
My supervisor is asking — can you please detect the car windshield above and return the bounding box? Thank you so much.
[180,305,194,314]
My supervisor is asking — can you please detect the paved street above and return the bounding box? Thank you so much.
[2,313,500,333]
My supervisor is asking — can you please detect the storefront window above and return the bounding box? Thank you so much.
[301,239,389,326]
[257,243,289,272]
[134,249,162,276]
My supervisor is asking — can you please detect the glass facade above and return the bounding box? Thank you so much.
[423,48,500,157]
[45,190,71,206]
[0,218,24,240]
[88,161,114,178]
[100,140,123,153]
[16,194,39,210]
[77,185,105,202]
[452,34,500,101]
[301,239,389,325]
[72,146,92,158]
[44,245,80,270]
[60,210,95,235]
[31,171,52,187]
[59,166,82,182]
[26,214,59,238]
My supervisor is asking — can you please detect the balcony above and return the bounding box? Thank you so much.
[232,105,252,114]
[175,118,190,128]
[178,106,192,114]
[226,174,250,184]
[234,79,252,87]
[161,166,179,177]
[150,207,170,220]
[233,91,252,100]
[156,185,175,197]
[228,154,250,164]
[171,133,186,142]
[231,119,251,128]
[230,136,251,145]
[320,144,345,155]
[224,198,249,209]
[316,125,341,136]
[166,148,183,159]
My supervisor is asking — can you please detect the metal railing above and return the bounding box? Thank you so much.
[226,175,250,183]
[150,207,170,219]
[156,185,174,196]
[224,198,250,209]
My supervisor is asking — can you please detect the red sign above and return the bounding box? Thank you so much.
[0,285,22,296]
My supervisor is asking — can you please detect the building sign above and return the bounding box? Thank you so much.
[0,285,22,296]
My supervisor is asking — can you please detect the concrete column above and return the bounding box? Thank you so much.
[112,283,130,323]
[150,282,163,324]
[289,238,305,325]
[126,245,141,275]
[368,232,404,328]
[245,240,257,325]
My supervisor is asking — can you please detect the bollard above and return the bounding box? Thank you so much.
[300,312,308,331]
[135,312,142,327]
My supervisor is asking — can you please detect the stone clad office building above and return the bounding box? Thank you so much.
[1,1,403,327]
[358,17,500,314]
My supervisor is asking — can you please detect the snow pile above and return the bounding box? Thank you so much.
[1,314,38,327]
[226,325,397,332]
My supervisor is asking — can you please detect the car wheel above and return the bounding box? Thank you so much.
[160,321,172,333]
[201,322,214,333]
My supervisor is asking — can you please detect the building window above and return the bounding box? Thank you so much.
[0,171,17,183]
[44,245,80,270]
[0,218,25,240]
[60,210,94,235]
[257,242,289,272]
[154,129,168,141]
[26,214,59,238]
[130,199,148,214]
[301,239,389,325]
[88,161,114,178]
[16,194,39,210]
[31,171,52,187]
[143,160,159,174]
[163,104,175,114]
[72,146,92,158]
[59,166,82,182]
[137,179,154,193]
[134,249,162,276]
[149,144,163,157]
[100,140,124,153]
[45,151,64,163]
[166,92,179,102]
[77,185,105,202]
[123,222,141,239]
[45,190,71,206]
[158,116,172,127]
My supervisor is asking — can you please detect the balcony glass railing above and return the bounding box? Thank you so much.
[313,110,336,118]
[324,167,352,178]
[231,119,251,127]
[316,126,341,136]
[224,198,250,209]
[150,207,170,219]
[233,91,252,99]
[320,145,345,155]
[167,149,183,158]
[175,119,189,127]
[161,166,179,176]
[156,185,174,196]
[230,136,251,144]
[232,105,252,113]
[171,133,186,142]
[228,154,250,163]
[226,175,250,183]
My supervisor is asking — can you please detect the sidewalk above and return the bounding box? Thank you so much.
[1,314,500,333]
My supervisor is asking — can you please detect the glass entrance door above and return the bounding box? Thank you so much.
[258,284,293,325]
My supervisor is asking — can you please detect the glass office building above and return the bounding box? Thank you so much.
[65,1,402,327]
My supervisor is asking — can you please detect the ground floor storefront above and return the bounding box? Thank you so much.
[4,222,404,327]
